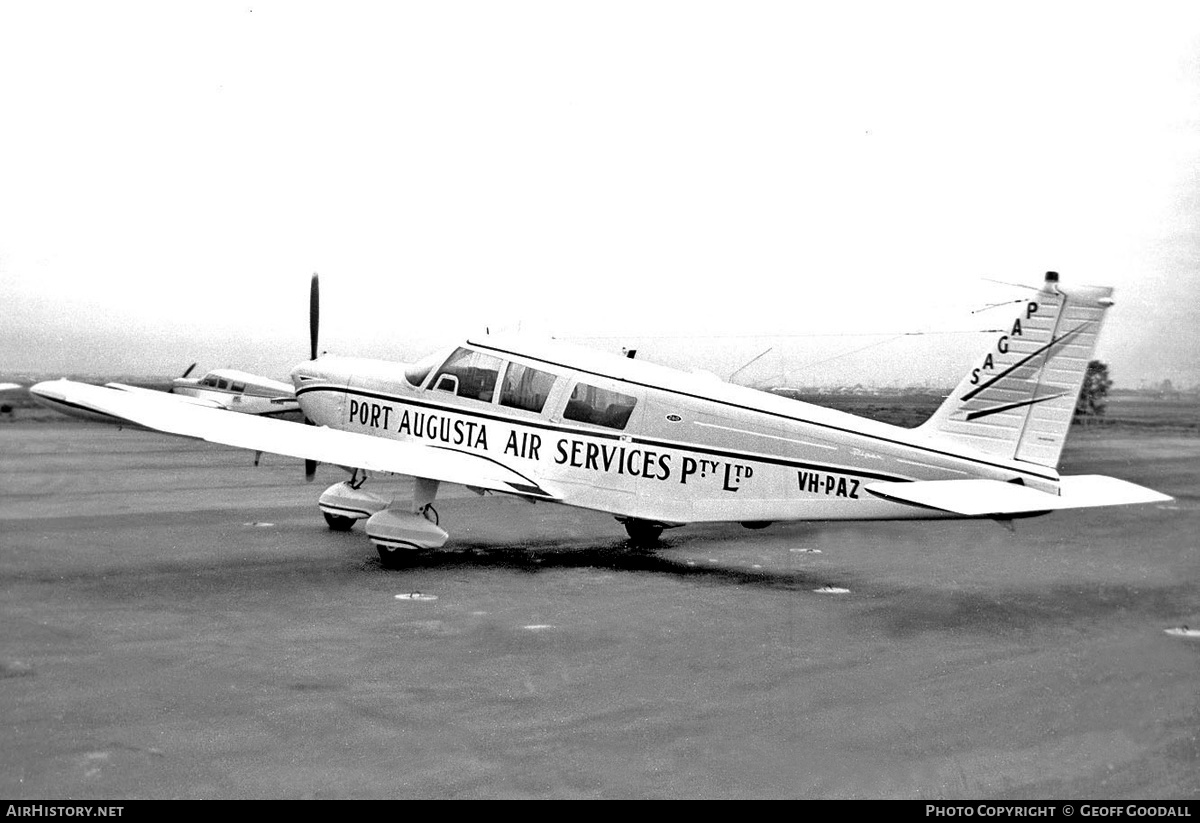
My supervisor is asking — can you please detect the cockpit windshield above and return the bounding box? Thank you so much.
[430,347,503,402]
[404,350,447,387]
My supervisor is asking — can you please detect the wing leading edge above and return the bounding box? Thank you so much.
[864,476,1172,517]
[29,379,558,500]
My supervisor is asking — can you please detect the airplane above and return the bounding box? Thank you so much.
[28,271,1171,567]
[168,365,301,417]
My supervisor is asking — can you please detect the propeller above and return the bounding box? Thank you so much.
[304,273,320,482]
[309,272,320,362]
[169,362,199,394]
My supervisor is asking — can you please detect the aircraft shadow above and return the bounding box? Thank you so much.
[358,535,861,594]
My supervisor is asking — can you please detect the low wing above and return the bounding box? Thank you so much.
[105,382,228,409]
[30,379,558,500]
[864,476,1172,516]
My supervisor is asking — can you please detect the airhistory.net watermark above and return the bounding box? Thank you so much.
[5,807,123,818]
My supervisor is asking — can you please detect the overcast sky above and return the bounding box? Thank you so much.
[2,1,1198,388]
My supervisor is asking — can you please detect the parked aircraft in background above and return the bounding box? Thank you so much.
[29,272,1170,567]
[169,367,300,416]
[30,365,301,422]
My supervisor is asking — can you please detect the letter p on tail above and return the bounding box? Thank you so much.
[918,272,1114,469]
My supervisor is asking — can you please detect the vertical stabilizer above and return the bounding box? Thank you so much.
[918,272,1113,469]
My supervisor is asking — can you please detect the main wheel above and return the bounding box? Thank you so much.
[623,519,664,547]
[376,544,416,569]
[323,512,356,531]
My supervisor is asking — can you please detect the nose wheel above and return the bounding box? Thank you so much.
[323,512,357,531]
[318,480,389,531]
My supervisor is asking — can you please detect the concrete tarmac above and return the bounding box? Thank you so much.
[1,423,1197,799]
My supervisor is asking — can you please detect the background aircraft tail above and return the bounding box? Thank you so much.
[917,272,1113,469]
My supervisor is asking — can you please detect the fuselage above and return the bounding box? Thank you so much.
[291,335,1061,525]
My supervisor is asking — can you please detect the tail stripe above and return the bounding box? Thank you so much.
[964,392,1068,421]
[960,322,1091,402]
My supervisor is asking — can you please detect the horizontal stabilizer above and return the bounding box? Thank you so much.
[864,475,1172,517]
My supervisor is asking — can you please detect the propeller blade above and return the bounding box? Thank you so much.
[303,415,318,481]
[171,362,199,394]
[304,274,321,481]
[309,273,320,361]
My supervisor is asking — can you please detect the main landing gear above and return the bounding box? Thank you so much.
[619,518,665,548]
[318,473,448,567]
[318,474,682,562]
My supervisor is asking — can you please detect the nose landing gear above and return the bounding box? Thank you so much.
[317,476,388,531]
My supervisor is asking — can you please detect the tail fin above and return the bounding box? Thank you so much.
[918,272,1113,469]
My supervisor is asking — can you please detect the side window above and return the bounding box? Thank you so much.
[499,363,556,413]
[563,382,637,429]
[231,382,246,393]
[431,347,502,402]
[217,379,230,390]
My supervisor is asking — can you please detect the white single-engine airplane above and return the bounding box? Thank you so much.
[30,272,1170,566]
[169,365,301,417]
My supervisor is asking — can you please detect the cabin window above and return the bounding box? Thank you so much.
[431,347,502,402]
[231,382,246,393]
[499,363,556,414]
[217,379,230,390]
[563,382,637,429]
